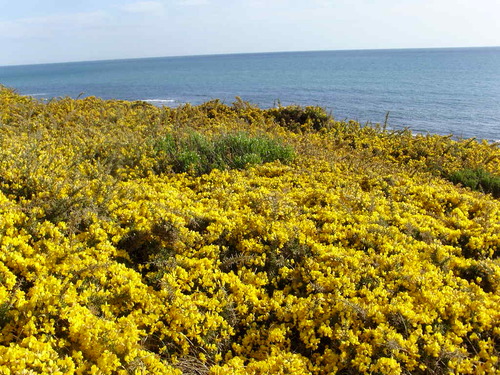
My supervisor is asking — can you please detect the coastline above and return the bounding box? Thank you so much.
[1,47,499,141]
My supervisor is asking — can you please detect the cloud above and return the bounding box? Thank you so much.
[178,0,209,5]
[121,1,165,13]
[0,11,108,39]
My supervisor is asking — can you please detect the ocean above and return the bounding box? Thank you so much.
[1,47,499,141]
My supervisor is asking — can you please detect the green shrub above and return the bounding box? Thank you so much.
[266,105,332,132]
[154,131,295,175]
[448,168,500,198]
[198,99,235,118]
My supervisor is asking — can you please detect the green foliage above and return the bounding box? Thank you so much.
[154,131,295,175]
[0,302,11,329]
[448,168,500,198]
[266,105,332,132]
[197,99,236,118]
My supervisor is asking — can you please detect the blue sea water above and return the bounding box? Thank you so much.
[1,47,499,141]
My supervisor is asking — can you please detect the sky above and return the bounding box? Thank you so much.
[0,0,499,66]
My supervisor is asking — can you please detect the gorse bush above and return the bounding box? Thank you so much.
[266,105,332,132]
[1,86,500,374]
[448,168,500,198]
[154,131,295,175]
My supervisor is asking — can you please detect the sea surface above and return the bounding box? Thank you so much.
[1,47,499,141]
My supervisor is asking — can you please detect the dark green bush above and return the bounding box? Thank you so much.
[154,131,295,175]
[448,168,500,198]
[198,99,235,118]
[266,105,332,132]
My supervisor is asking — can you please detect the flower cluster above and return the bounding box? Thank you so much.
[0,86,499,374]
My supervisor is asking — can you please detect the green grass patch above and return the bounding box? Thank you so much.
[448,168,500,198]
[154,131,295,175]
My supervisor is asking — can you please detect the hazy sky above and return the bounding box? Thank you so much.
[1,0,499,66]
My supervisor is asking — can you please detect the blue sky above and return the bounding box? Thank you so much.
[1,0,499,66]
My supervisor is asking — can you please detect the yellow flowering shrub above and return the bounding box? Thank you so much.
[0,86,499,374]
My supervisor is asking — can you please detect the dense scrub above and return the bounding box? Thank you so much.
[0,86,499,374]
[448,168,500,198]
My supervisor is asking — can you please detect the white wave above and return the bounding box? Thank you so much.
[142,98,176,104]
[23,93,49,97]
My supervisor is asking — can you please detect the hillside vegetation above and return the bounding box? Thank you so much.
[0,86,499,374]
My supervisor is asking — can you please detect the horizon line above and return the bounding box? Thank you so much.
[2,45,499,68]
